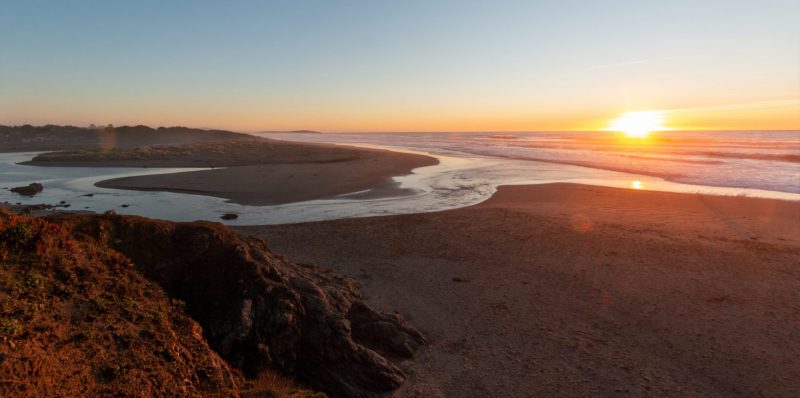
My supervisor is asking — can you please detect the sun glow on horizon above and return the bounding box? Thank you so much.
[609,111,667,138]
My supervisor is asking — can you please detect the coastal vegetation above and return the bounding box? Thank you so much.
[28,140,362,167]
[0,208,423,397]
[0,124,253,152]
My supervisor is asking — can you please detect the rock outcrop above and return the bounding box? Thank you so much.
[0,209,241,397]
[221,213,239,220]
[10,182,43,196]
[54,212,425,397]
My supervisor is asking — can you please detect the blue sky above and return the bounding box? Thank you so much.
[1,0,798,131]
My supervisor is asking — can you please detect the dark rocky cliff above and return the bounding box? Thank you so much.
[0,209,424,397]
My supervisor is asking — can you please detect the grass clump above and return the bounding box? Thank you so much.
[0,316,23,337]
[241,370,327,398]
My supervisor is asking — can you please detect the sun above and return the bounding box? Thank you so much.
[609,111,666,138]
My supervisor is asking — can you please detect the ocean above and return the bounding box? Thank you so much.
[1,131,798,225]
[257,131,800,194]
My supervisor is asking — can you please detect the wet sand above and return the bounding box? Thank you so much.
[237,183,800,397]
[29,140,438,206]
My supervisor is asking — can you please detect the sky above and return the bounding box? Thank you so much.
[1,0,798,132]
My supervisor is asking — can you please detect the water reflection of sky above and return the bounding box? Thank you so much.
[258,131,800,194]
[2,148,798,226]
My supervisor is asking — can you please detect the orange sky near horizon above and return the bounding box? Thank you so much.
[1,2,798,133]
[5,97,797,133]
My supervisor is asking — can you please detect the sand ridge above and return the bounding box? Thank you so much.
[28,140,438,206]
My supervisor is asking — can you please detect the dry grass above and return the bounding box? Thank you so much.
[241,370,327,398]
[0,209,321,397]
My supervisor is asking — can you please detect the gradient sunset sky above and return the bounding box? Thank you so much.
[2,0,798,132]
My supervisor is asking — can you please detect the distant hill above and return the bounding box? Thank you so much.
[0,124,257,152]
[259,130,322,134]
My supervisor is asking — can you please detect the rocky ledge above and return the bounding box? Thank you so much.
[0,209,424,397]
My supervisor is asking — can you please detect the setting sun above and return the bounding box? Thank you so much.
[609,111,666,138]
